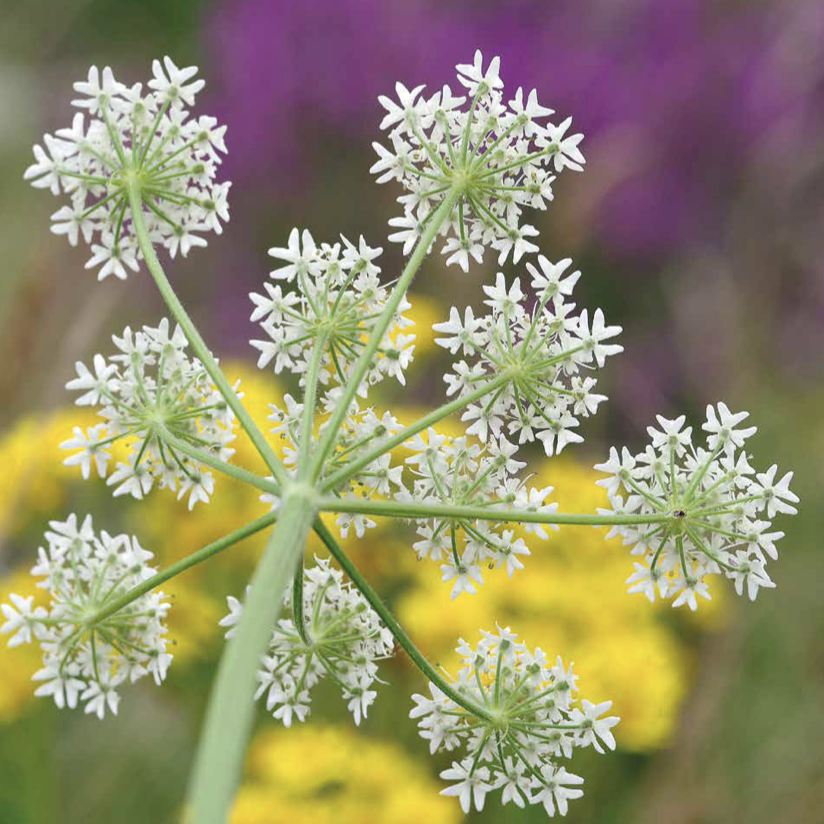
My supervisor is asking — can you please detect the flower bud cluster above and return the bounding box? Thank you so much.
[435,258,621,455]
[595,404,799,609]
[410,627,618,816]
[61,318,235,508]
[0,514,171,718]
[219,558,394,727]
[400,428,557,598]
[251,229,414,393]
[372,50,584,271]
[24,57,229,280]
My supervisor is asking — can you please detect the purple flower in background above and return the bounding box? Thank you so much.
[204,0,824,420]
[207,0,824,255]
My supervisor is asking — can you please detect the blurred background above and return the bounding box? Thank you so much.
[1,0,823,821]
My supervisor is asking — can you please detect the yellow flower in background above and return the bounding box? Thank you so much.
[231,726,459,824]
[0,317,726,750]
[0,290,445,566]
[387,292,442,358]
[0,409,96,540]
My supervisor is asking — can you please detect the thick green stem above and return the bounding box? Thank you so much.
[187,488,317,824]
[317,496,671,527]
[320,371,512,493]
[308,190,460,481]
[312,520,494,722]
[127,183,289,489]
[87,511,278,626]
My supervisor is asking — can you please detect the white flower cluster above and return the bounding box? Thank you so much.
[410,627,618,816]
[0,514,171,718]
[61,318,235,508]
[219,558,394,727]
[251,229,414,392]
[261,396,407,522]
[24,57,229,280]
[371,50,584,271]
[435,258,621,455]
[400,429,556,598]
[595,404,799,609]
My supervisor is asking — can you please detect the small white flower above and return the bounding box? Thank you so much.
[432,306,487,355]
[646,414,692,456]
[252,230,413,396]
[1,516,171,716]
[81,677,123,720]
[217,588,249,639]
[59,424,110,479]
[491,224,540,265]
[569,699,620,753]
[573,308,624,368]
[440,759,492,814]
[373,51,585,271]
[671,578,712,611]
[544,117,586,172]
[729,552,776,600]
[597,406,796,609]
[148,56,205,108]
[62,319,235,506]
[0,594,48,647]
[32,662,84,710]
[526,255,580,298]
[531,765,585,817]
[221,558,394,728]
[751,465,799,517]
[456,50,503,94]
[27,57,229,281]
[268,227,320,282]
[440,562,484,599]
[702,402,757,453]
[625,562,663,602]
[413,628,616,817]
[65,354,118,405]
[437,260,618,454]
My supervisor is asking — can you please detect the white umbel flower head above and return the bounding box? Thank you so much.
[25,57,230,280]
[595,405,798,608]
[372,50,584,270]
[221,557,394,727]
[250,230,414,394]
[399,429,556,597]
[435,258,620,454]
[410,627,618,816]
[61,318,236,508]
[1,514,171,717]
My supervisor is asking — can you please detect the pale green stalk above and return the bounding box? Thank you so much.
[161,431,279,495]
[312,520,494,722]
[318,496,672,526]
[164,435,669,530]
[127,183,289,488]
[87,511,278,627]
[320,371,512,492]
[187,487,317,824]
[297,335,328,477]
[308,190,460,481]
